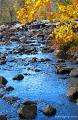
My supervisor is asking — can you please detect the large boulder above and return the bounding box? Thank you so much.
[18,100,37,119]
[0,76,8,85]
[43,105,56,116]
[13,74,24,80]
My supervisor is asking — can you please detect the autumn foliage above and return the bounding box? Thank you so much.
[17,0,51,24]
[17,0,78,47]
[52,0,78,46]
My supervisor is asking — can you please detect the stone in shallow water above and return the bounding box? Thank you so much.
[13,74,24,80]
[0,59,6,65]
[30,57,37,63]
[6,86,14,92]
[0,76,8,85]
[67,80,78,103]
[55,65,72,74]
[42,47,54,53]
[3,96,20,104]
[43,105,56,116]
[18,100,37,119]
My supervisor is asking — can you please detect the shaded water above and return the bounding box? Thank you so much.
[0,29,78,120]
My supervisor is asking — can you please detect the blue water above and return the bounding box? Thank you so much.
[0,30,78,120]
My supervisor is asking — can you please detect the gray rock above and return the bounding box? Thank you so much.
[67,87,78,102]
[42,47,54,53]
[70,70,78,77]
[0,59,6,65]
[43,105,56,116]
[0,54,6,59]
[18,100,37,119]
[55,65,72,74]
[75,58,78,64]
[0,76,8,85]
[13,74,24,80]
[67,80,78,102]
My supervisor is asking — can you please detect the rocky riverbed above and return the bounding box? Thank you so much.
[0,21,78,120]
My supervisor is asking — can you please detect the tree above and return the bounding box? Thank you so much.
[0,0,25,24]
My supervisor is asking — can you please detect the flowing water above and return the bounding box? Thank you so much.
[0,28,78,120]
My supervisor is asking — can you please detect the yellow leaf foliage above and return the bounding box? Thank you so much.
[17,0,50,24]
[52,0,78,46]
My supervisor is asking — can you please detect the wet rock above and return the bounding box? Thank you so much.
[10,36,18,41]
[37,32,44,38]
[0,59,6,65]
[40,58,51,62]
[42,47,54,53]
[28,67,41,72]
[12,47,37,54]
[70,69,78,77]
[0,84,4,88]
[3,96,20,104]
[30,57,37,63]
[0,54,6,64]
[54,49,61,56]
[6,86,14,92]
[0,114,7,120]
[43,105,56,116]
[55,65,72,74]
[8,59,17,62]
[22,100,37,105]
[57,59,65,63]
[0,76,8,85]
[0,54,6,59]
[18,100,37,119]
[25,47,37,54]
[75,58,78,64]
[13,74,24,80]
[67,87,78,102]
[67,80,78,102]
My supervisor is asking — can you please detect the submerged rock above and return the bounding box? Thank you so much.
[18,100,37,119]
[0,76,8,85]
[43,105,56,116]
[13,74,24,80]
[3,96,20,104]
